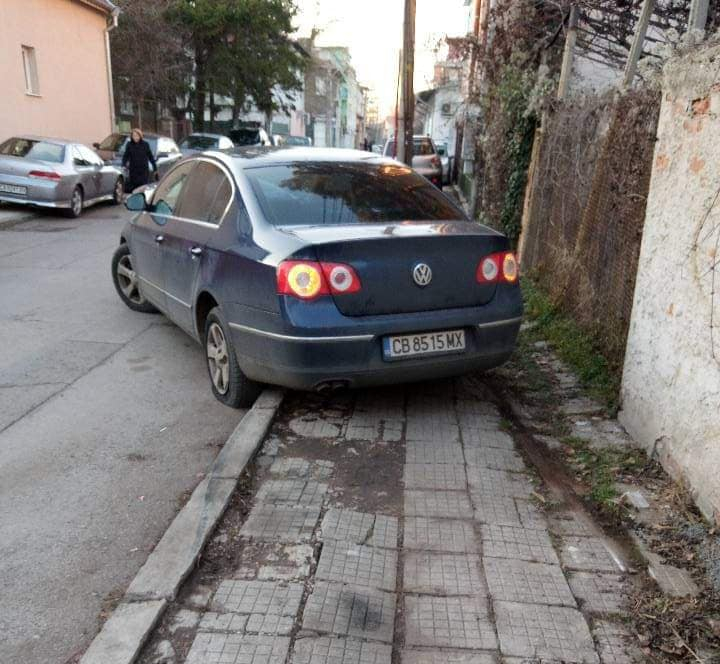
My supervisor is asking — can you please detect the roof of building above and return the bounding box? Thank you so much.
[75,0,119,15]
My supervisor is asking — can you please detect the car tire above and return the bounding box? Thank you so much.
[204,307,261,409]
[111,243,157,313]
[112,177,124,205]
[66,185,83,218]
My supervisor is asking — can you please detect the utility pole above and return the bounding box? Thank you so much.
[557,5,579,101]
[398,0,416,166]
[466,0,483,220]
[622,0,655,89]
[687,0,710,44]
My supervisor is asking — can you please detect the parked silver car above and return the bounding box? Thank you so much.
[382,135,443,188]
[179,133,234,155]
[0,135,124,217]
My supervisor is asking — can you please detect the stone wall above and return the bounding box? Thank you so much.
[620,43,720,524]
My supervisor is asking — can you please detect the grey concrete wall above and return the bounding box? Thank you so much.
[620,43,720,524]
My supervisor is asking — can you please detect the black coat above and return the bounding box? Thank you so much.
[122,139,157,189]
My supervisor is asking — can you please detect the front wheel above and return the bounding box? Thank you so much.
[205,307,261,408]
[111,243,156,313]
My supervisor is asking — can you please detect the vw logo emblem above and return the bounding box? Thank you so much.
[412,263,433,287]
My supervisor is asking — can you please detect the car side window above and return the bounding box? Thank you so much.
[72,146,89,167]
[176,161,233,225]
[79,145,103,166]
[152,162,193,221]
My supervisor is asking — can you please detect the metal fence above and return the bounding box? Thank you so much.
[520,88,661,368]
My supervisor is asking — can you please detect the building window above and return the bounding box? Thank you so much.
[315,76,326,96]
[22,45,40,95]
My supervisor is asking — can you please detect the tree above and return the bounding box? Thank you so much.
[166,0,305,131]
[110,0,192,115]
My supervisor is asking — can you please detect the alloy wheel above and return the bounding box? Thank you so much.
[71,189,82,216]
[116,254,146,305]
[206,322,230,395]
[114,178,124,202]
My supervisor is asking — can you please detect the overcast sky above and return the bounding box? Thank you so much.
[293,0,471,117]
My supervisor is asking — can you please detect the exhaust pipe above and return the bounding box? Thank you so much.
[314,380,350,394]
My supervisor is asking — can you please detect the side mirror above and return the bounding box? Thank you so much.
[125,192,147,212]
[93,142,100,149]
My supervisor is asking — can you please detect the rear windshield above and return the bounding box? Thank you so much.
[245,163,463,226]
[383,138,435,157]
[98,134,127,151]
[229,129,261,146]
[180,135,218,150]
[0,137,65,163]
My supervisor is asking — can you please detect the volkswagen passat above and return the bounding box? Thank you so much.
[111,148,522,407]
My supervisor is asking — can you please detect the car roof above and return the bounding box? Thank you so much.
[184,133,226,139]
[12,135,75,146]
[221,147,393,168]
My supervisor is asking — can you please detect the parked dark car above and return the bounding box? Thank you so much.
[383,135,443,188]
[94,132,183,185]
[112,148,522,408]
[0,135,124,217]
[227,126,273,147]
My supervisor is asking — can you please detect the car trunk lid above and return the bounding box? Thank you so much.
[282,222,508,316]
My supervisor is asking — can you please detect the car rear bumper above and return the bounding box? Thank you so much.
[0,193,70,209]
[227,309,522,391]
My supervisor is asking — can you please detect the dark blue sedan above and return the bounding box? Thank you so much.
[112,148,522,407]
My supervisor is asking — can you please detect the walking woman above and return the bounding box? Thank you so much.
[122,128,157,192]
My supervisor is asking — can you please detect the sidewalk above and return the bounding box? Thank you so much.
[0,203,42,228]
[137,379,636,664]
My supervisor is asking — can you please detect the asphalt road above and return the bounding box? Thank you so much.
[0,204,243,664]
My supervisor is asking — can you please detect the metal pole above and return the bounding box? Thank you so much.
[687,0,710,44]
[557,5,579,101]
[399,0,416,166]
[622,0,655,89]
[467,0,483,220]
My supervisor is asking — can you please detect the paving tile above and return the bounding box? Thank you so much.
[401,649,497,663]
[185,633,291,664]
[211,580,303,634]
[463,428,516,449]
[592,620,639,663]
[403,463,467,490]
[404,595,497,650]
[472,492,521,527]
[456,399,501,419]
[568,572,629,615]
[316,541,397,591]
[515,500,548,530]
[240,504,320,543]
[404,517,478,553]
[198,611,248,633]
[484,558,576,607]
[559,537,621,573]
[548,513,595,537]
[405,440,465,464]
[467,468,535,499]
[404,490,473,519]
[494,601,599,663]
[465,447,525,473]
[289,416,344,439]
[480,524,559,565]
[457,412,503,431]
[320,509,398,549]
[255,479,328,507]
[234,542,314,581]
[644,550,701,597]
[269,457,312,478]
[406,418,460,443]
[404,552,486,595]
[302,581,396,643]
[292,636,392,663]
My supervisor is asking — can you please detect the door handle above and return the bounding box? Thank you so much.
[190,246,203,257]
[155,234,164,243]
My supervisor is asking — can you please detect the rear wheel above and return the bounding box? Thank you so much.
[66,186,83,218]
[112,177,124,204]
[111,243,156,313]
[205,307,260,408]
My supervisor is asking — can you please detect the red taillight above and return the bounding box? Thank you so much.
[277,260,361,300]
[431,156,441,168]
[320,262,361,294]
[476,252,519,284]
[28,170,61,181]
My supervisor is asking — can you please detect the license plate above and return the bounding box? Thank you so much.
[383,329,466,361]
[0,183,27,195]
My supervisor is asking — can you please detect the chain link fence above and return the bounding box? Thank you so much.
[520,88,661,368]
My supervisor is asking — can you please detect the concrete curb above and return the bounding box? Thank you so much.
[0,207,41,229]
[79,388,284,664]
